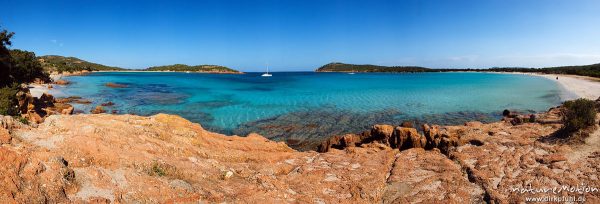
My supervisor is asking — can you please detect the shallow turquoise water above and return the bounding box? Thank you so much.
[50,72,573,146]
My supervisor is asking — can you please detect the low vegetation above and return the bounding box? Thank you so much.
[316,62,430,72]
[145,160,183,179]
[0,85,19,115]
[561,98,597,134]
[145,64,240,73]
[38,55,125,73]
[316,62,600,78]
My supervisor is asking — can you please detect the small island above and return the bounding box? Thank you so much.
[144,64,242,74]
[316,62,430,73]
[37,55,242,74]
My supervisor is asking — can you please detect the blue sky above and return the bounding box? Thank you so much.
[2,0,600,71]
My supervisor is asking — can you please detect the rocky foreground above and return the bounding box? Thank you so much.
[1,108,599,203]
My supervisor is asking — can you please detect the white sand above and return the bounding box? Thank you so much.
[538,74,600,100]
[28,84,50,98]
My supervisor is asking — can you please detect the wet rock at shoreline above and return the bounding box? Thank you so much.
[233,108,404,151]
[15,89,74,123]
[91,106,106,114]
[233,108,504,151]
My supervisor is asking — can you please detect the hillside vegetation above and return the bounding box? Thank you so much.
[316,62,600,78]
[316,62,430,72]
[145,64,241,73]
[484,64,600,78]
[1,28,50,115]
[38,55,125,73]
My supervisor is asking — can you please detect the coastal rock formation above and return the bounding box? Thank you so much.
[1,109,598,202]
[15,88,74,123]
[0,114,396,203]
[90,106,106,114]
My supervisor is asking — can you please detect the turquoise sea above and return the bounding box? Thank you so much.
[50,72,575,149]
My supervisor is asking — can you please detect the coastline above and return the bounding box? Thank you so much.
[537,74,600,100]
[95,70,245,74]
[35,71,600,101]
[429,71,600,101]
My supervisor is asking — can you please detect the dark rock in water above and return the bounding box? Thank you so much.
[105,82,128,88]
[101,101,115,106]
[73,99,92,104]
[503,109,511,117]
[55,96,83,103]
[91,106,106,114]
[510,116,523,126]
[53,80,70,85]
[529,114,536,123]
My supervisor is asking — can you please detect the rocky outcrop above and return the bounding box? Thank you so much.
[1,114,407,203]
[1,108,598,202]
[317,106,600,203]
[318,109,565,154]
[0,127,10,144]
[15,88,74,123]
[383,148,486,203]
[90,106,106,114]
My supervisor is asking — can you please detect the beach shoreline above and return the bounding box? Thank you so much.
[455,71,600,101]
[536,74,600,100]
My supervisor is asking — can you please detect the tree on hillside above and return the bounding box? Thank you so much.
[0,27,50,116]
[10,49,49,83]
[1,28,15,87]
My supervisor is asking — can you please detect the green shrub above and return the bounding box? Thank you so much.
[16,116,28,124]
[0,85,19,116]
[10,49,49,83]
[562,98,597,134]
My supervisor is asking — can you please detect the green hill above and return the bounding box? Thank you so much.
[145,64,241,73]
[38,55,125,73]
[316,62,431,73]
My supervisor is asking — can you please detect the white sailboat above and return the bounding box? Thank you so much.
[261,64,272,77]
[348,65,355,74]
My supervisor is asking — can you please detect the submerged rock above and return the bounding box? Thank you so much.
[105,82,128,88]
[53,79,70,85]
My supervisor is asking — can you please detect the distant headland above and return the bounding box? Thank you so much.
[38,55,242,74]
[315,62,600,78]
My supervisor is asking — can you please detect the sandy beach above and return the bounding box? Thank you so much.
[538,74,600,100]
